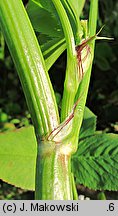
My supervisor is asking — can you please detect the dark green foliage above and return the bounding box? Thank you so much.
[27,0,63,39]
[27,0,64,61]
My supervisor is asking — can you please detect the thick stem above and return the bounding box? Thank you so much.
[35,141,73,200]
[0,0,59,136]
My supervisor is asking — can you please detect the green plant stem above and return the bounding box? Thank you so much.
[89,0,99,37]
[71,173,78,200]
[35,141,73,200]
[52,0,78,122]
[66,0,85,42]
[0,0,76,200]
[52,0,76,58]
[0,0,59,137]
[0,0,99,200]
[61,0,77,36]
[71,0,98,140]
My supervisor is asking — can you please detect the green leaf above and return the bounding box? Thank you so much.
[0,126,37,190]
[45,42,66,70]
[72,133,118,191]
[27,0,66,69]
[26,0,85,71]
[79,107,97,139]
[27,0,63,39]
[42,38,66,70]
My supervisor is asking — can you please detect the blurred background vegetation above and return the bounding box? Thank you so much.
[0,0,118,199]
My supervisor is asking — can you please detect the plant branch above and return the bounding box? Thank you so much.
[71,0,98,142]
[51,0,79,122]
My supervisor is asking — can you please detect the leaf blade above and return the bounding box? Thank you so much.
[72,133,118,191]
[79,107,97,139]
[0,126,37,190]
